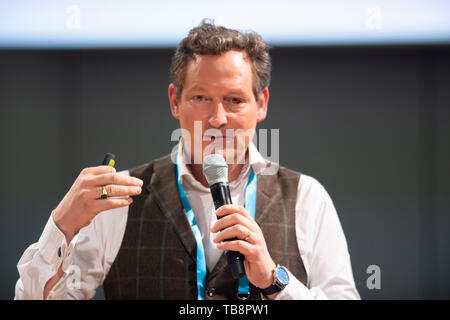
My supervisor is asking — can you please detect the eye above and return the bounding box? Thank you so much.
[225,97,244,105]
[231,97,243,104]
[192,95,205,102]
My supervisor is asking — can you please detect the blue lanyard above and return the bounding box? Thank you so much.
[237,164,257,299]
[175,152,257,300]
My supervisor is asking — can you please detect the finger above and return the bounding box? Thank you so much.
[211,213,256,233]
[90,185,142,199]
[216,239,256,259]
[89,172,143,187]
[215,204,252,220]
[87,197,134,213]
[81,165,116,176]
[213,225,256,244]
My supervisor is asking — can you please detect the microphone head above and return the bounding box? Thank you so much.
[202,154,228,186]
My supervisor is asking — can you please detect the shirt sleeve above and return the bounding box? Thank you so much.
[14,211,80,299]
[14,172,130,300]
[274,175,361,300]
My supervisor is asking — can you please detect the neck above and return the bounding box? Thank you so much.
[189,163,244,188]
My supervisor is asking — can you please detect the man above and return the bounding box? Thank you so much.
[15,21,360,300]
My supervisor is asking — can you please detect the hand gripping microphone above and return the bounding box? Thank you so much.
[203,154,246,279]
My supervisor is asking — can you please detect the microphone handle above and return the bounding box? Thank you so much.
[210,183,246,279]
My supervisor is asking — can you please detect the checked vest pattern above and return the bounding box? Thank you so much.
[102,155,307,299]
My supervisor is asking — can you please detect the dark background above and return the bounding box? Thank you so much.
[0,45,449,300]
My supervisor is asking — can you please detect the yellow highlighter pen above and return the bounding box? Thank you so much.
[102,152,116,167]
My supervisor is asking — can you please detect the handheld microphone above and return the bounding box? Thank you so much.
[203,154,246,279]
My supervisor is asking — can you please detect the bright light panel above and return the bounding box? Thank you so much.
[1,0,449,48]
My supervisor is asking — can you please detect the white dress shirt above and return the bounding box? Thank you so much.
[14,142,360,300]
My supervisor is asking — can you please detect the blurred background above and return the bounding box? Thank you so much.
[0,0,449,300]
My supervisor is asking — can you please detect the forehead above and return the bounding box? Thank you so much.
[183,50,254,92]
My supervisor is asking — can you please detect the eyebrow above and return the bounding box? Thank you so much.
[185,85,250,98]
[185,85,207,93]
[226,89,247,96]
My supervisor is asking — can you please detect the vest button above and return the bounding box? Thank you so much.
[206,287,215,298]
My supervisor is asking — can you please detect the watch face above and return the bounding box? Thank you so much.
[276,267,289,285]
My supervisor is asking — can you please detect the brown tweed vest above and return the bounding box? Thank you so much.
[102,155,307,300]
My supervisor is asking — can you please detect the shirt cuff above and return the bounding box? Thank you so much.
[38,211,78,271]
[273,268,313,300]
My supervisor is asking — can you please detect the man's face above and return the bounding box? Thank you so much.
[169,50,269,164]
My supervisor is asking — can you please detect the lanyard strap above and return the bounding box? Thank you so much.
[237,165,257,299]
[175,153,207,300]
[175,152,257,300]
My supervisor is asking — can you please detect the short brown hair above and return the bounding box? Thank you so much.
[169,19,271,101]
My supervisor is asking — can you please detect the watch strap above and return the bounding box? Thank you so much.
[259,282,283,295]
[259,265,288,296]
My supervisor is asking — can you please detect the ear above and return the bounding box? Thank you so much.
[256,88,269,123]
[168,83,180,120]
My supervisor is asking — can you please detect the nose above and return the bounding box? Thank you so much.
[208,101,228,128]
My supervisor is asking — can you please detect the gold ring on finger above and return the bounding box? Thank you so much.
[244,229,251,241]
[100,186,108,199]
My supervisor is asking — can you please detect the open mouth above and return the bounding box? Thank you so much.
[205,135,231,142]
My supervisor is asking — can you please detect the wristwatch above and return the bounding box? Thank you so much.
[259,265,290,296]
